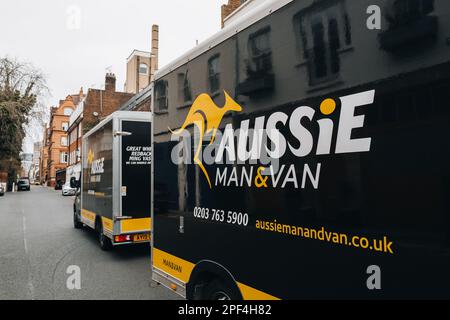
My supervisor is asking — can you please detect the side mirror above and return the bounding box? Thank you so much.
[70,177,80,189]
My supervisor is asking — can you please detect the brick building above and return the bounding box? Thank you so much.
[221,0,248,27]
[66,74,133,181]
[120,84,152,112]
[45,94,80,187]
[124,25,159,94]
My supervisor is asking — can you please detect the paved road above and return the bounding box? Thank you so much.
[0,186,179,300]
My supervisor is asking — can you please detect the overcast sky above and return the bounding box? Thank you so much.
[0,0,227,152]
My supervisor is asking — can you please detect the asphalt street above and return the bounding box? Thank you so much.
[0,186,179,300]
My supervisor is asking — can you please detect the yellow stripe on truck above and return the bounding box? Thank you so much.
[153,248,195,283]
[81,209,96,222]
[153,248,279,300]
[102,217,113,233]
[121,218,151,233]
[237,282,280,300]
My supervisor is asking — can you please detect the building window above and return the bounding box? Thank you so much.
[60,152,68,164]
[296,2,352,86]
[63,108,73,116]
[139,63,149,75]
[69,129,77,146]
[62,122,69,131]
[386,0,434,29]
[208,55,221,94]
[248,27,272,77]
[178,71,192,104]
[155,80,168,111]
[61,136,68,147]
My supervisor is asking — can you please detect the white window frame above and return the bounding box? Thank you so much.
[60,152,68,164]
[139,63,149,75]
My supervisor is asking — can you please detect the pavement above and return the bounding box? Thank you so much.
[0,186,180,300]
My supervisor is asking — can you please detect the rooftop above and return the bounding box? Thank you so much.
[127,49,152,63]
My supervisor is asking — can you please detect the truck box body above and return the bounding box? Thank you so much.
[81,111,152,245]
[152,0,450,299]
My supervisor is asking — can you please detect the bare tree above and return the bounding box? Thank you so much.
[0,56,49,175]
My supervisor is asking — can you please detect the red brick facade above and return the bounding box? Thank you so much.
[221,0,246,27]
[82,74,134,134]
[45,96,76,186]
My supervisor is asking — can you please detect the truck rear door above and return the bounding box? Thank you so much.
[120,119,152,234]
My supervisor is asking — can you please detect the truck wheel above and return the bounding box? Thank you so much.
[98,224,112,251]
[202,279,238,300]
[73,211,82,229]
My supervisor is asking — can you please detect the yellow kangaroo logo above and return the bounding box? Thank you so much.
[170,91,243,188]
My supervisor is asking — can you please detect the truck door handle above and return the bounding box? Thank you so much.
[179,216,184,234]
[116,216,132,221]
[114,131,132,137]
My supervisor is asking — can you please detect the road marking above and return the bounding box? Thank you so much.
[23,216,28,254]
[22,213,35,300]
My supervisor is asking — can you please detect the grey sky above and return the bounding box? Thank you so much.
[0,0,227,152]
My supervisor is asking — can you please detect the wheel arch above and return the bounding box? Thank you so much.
[186,260,242,300]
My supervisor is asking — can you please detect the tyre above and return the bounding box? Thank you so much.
[202,279,240,300]
[73,210,82,229]
[97,222,112,251]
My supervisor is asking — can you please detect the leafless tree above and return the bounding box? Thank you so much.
[0,56,49,173]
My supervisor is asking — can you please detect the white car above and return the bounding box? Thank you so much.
[62,182,77,196]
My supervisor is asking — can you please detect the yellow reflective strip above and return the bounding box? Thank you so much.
[121,218,151,232]
[153,248,195,283]
[81,209,96,222]
[102,217,113,233]
[153,249,278,300]
[237,282,280,300]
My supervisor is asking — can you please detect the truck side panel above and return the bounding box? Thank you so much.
[153,0,450,299]
[82,120,114,228]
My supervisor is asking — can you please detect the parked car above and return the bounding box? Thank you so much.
[0,184,5,196]
[17,179,31,191]
[62,182,77,196]
[54,180,63,190]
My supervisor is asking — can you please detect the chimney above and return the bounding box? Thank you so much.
[79,87,84,100]
[150,24,159,81]
[105,73,116,92]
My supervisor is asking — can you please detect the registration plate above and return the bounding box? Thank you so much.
[133,234,150,242]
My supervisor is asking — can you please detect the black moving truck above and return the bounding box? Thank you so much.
[74,111,152,250]
[152,0,450,299]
